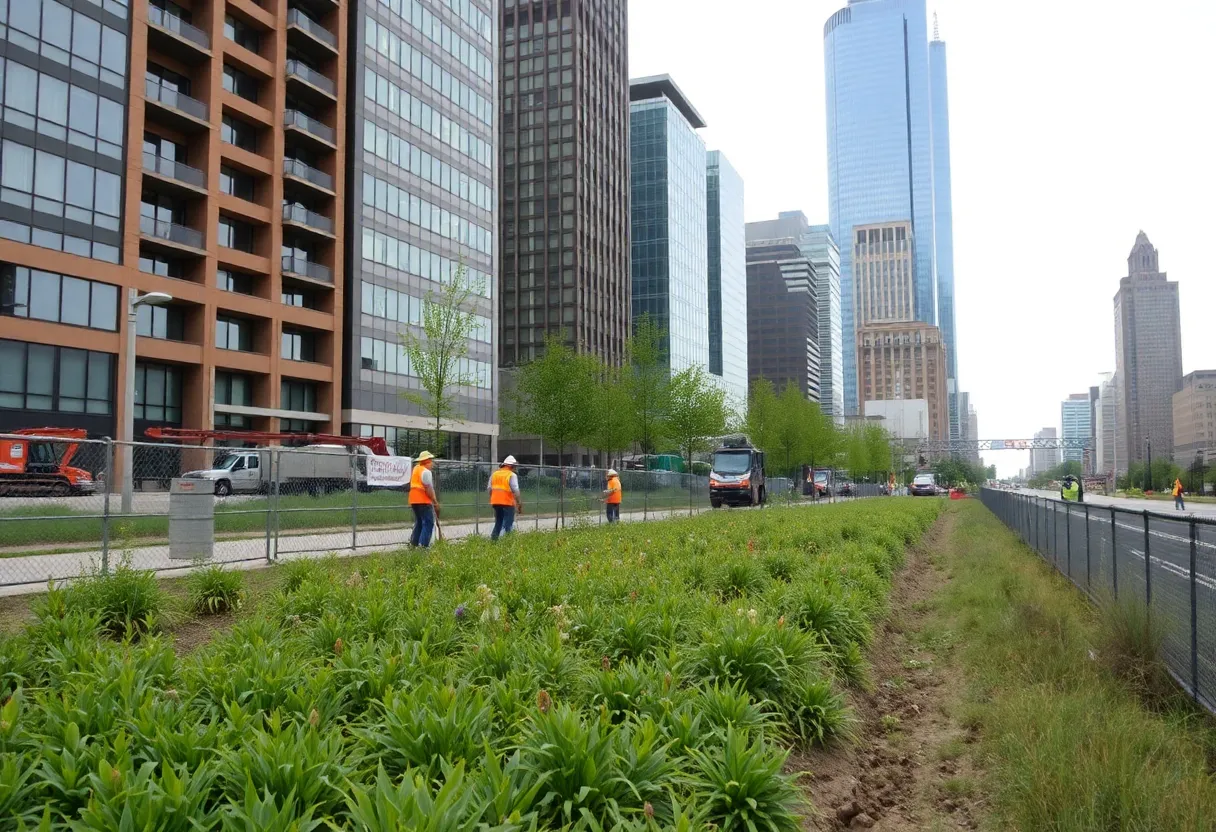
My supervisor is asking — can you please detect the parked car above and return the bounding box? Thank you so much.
[910,473,939,497]
[838,481,854,497]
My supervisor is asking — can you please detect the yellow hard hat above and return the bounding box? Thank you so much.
[416,450,435,463]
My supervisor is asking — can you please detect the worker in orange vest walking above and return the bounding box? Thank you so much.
[487,455,523,541]
[1173,477,1186,511]
[408,451,440,548]
[602,468,622,523]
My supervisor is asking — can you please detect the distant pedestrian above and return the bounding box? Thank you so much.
[488,455,523,541]
[602,468,622,523]
[408,451,439,547]
[1173,477,1186,511]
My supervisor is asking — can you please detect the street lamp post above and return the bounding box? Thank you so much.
[1145,437,1152,493]
[121,289,173,514]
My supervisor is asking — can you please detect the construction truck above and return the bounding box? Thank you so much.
[709,435,766,508]
[0,428,98,496]
[144,428,394,497]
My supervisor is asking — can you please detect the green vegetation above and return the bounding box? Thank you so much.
[1116,459,1184,492]
[931,457,994,488]
[187,565,245,616]
[1027,460,1083,489]
[0,499,939,828]
[926,502,1216,830]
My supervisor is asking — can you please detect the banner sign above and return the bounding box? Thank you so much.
[366,455,412,487]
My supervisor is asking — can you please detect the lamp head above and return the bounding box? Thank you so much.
[134,291,173,308]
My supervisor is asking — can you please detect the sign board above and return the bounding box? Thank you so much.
[366,455,412,488]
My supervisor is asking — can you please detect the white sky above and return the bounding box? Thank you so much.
[629,0,1216,476]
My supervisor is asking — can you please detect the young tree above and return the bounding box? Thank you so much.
[745,378,781,457]
[625,315,671,455]
[844,425,870,479]
[664,365,730,471]
[399,263,485,451]
[863,423,893,475]
[506,336,597,467]
[584,362,634,467]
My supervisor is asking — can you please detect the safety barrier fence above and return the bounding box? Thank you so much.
[980,487,1216,713]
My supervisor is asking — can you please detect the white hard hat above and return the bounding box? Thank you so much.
[607,469,618,477]
[502,455,517,465]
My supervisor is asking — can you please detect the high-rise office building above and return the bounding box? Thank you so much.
[1114,231,1183,466]
[1,0,348,450]
[743,239,820,402]
[857,322,947,440]
[1094,372,1118,476]
[852,221,914,324]
[1172,371,1216,466]
[344,0,497,461]
[706,150,748,407]
[497,0,630,367]
[823,0,959,428]
[1031,427,1061,475]
[930,21,958,440]
[966,404,979,465]
[629,75,708,374]
[743,212,843,421]
[1061,393,1091,464]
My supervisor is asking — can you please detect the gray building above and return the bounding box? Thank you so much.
[1114,231,1183,465]
[630,75,709,374]
[744,239,820,403]
[1061,393,1091,465]
[498,0,630,367]
[744,212,843,421]
[343,0,498,460]
[706,151,748,408]
[1031,427,1061,476]
[1094,372,1120,476]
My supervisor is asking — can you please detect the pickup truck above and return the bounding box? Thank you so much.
[182,445,378,496]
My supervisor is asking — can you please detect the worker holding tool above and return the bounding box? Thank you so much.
[601,468,622,523]
[408,450,440,547]
[487,455,523,540]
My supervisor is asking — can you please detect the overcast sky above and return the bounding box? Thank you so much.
[629,0,1216,476]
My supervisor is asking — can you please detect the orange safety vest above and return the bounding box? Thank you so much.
[408,464,433,505]
[1174,481,1183,497]
[605,475,622,504]
[490,467,516,506]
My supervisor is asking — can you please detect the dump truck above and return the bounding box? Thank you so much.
[0,428,98,496]
[709,435,766,508]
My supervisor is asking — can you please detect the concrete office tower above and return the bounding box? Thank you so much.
[1061,393,1091,464]
[967,404,979,464]
[1173,371,1216,465]
[629,75,708,374]
[345,0,497,461]
[497,0,630,366]
[0,0,348,442]
[1094,373,1118,475]
[706,151,748,408]
[744,239,820,402]
[1031,427,1061,475]
[824,0,960,426]
[857,322,948,440]
[1114,231,1183,465]
[853,221,914,323]
[743,213,843,421]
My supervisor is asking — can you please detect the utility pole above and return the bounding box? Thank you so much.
[1145,437,1153,492]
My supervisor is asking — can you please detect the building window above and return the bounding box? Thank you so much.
[222,64,259,103]
[281,289,315,309]
[224,14,260,52]
[134,363,182,422]
[0,339,112,414]
[1,264,118,331]
[214,370,252,427]
[1,140,123,231]
[216,316,253,351]
[217,269,255,295]
[280,379,317,413]
[219,166,256,201]
[139,252,186,278]
[217,216,254,252]
[281,329,316,362]
[3,3,129,87]
[136,304,186,341]
[221,115,257,151]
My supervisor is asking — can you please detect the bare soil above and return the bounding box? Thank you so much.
[793,507,987,830]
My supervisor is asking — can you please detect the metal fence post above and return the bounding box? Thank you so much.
[1084,503,1091,591]
[350,451,359,553]
[1111,506,1118,598]
[100,438,113,576]
[534,466,540,531]
[474,464,481,536]
[1143,511,1152,608]
[272,448,281,561]
[1065,502,1072,578]
[1190,518,1199,700]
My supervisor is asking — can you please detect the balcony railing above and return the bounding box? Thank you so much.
[140,216,204,250]
[282,203,334,234]
[143,152,206,188]
[283,157,333,191]
[286,60,336,96]
[284,109,334,144]
[287,9,337,49]
[282,255,332,284]
[145,80,208,121]
[147,6,211,49]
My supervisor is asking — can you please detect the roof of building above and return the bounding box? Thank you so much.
[629,75,707,129]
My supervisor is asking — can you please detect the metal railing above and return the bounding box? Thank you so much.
[981,488,1216,713]
[145,80,208,121]
[282,202,334,234]
[283,157,333,191]
[0,435,719,593]
[281,255,332,283]
[139,215,205,249]
[284,109,334,144]
[287,9,338,49]
[285,59,336,96]
[147,6,211,49]
[143,152,206,188]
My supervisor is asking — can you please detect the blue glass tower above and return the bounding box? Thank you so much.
[824,0,956,426]
[707,151,749,409]
[930,29,959,439]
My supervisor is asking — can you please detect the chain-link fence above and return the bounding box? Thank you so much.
[981,488,1216,713]
[0,433,723,592]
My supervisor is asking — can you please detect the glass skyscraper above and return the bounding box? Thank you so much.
[824,0,958,429]
[707,151,748,409]
[930,31,959,438]
[629,76,709,375]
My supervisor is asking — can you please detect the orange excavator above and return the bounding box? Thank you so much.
[0,428,98,496]
[143,427,390,456]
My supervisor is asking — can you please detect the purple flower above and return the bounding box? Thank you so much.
[454,604,466,620]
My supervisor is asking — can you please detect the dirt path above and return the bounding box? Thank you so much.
[794,506,986,830]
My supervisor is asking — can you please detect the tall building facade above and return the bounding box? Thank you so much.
[852,221,913,323]
[823,0,959,429]
[857,321,947,440]
[1094,372,1119,476]
[1173,371,1216,465]
[1061,393,1091,464]
[344,0,496,461]
[929,24,958,439]
[706,150,747,407]
[497,0,629,367]
[743,239,820,402]
[1031,427,1061,475]
[1,0,348,449]
[966,404,979,465]
[629,75,708,374]
[1114,231,1183,466]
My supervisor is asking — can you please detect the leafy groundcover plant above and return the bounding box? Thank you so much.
[0,499,939,830]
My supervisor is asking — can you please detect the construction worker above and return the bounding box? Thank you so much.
[487,455,523,540]
[602,468,622,523]
[1061,474,1081,503]
[408,451,439,548]
[1173,477,1186,511]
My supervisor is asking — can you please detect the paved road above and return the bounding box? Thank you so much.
[1018,488,1216,518]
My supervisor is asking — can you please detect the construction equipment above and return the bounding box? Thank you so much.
[144,428,389,455]
[709,435,766,508]
[0,428,98,497]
